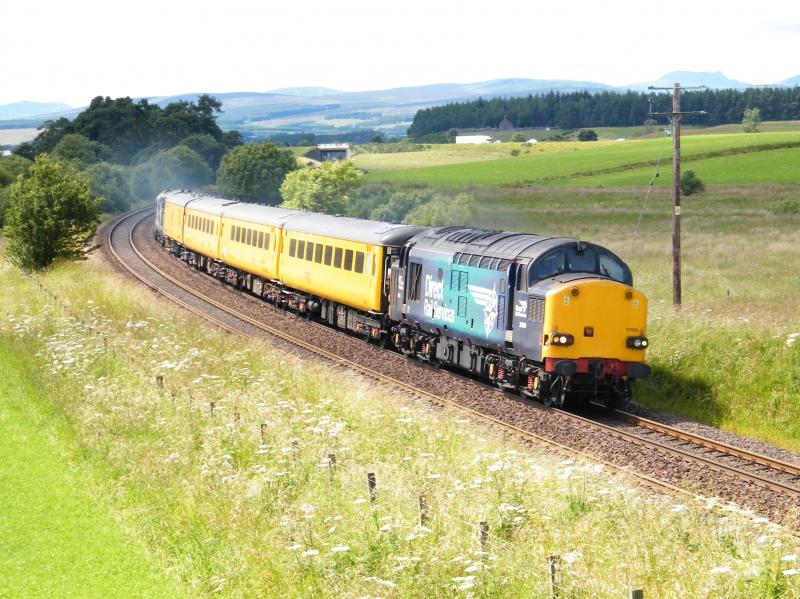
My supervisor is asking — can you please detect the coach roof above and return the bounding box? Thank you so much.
[284,213,428,246]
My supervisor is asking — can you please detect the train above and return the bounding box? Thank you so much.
[154,189,650,408]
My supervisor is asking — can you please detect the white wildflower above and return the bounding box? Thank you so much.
[783,569,799,576]
[753,516,769,524]
[331,545,350,553]
[301,549,319,557]
[286,544,303,551]
[711,565,731,574]
[782,554,797,562]
[563,551,581,564]
[671,504,685,513]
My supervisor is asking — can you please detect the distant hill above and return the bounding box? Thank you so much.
[0,101,73,120]
[628,71,754,90]
[3,71,798,138]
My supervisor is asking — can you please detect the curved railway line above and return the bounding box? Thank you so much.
[106,208,800,524]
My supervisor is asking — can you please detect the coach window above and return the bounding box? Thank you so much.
[529,250,565,286]
[334,247,343,268]
[315,244,323,263]
[306,242,314,261]
[246,229,253,246]
[289,238,296,256]
[230,226,235,241]
[265,233,271,250]
[354,251,364,273]
[344,249,354,271]
[324,245,333,266]
[298,240,306,259]
[257,231,264,248]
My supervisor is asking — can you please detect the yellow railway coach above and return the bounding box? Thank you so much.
[279,213,426,313]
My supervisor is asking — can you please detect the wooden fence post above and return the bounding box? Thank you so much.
[548,554,560,599]
[155,375,164,388]
[367,472,377,503]
[479,521,489,551]
[630,590,643,599]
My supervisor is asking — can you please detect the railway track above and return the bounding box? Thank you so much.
[107,209,800,512]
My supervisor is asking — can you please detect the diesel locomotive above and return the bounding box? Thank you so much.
[155,189,650,408]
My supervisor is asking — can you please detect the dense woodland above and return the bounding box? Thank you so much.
[0,95,245,218]
[407,87,800,138]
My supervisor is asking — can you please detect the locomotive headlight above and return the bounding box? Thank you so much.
[549,332,574,346]
[626,336,649,349]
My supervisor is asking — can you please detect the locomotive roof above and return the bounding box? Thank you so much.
[408,226,587,262]
[284,213,428,246]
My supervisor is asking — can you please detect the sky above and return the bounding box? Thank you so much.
[3,0,799,106]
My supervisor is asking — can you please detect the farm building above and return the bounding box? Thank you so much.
[498,117,514,130]
[455,135,492,145]
[304,143,353,162]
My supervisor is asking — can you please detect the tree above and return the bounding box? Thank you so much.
[577,129,598,141]
[4,155,101,269]
[84,162,131,212]
[179,133,228,171]
[509,132,526,142]
[148,145,213,193]
[280,160,362,214]
[53,133,108,166]
[680,170,705,196]
[369,131,386,143]
[742,107,761,133]
[217,142,297,204]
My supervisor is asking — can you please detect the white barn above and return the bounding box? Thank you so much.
[455,135,492,145]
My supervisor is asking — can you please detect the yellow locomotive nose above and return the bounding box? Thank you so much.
[541,279,648,363]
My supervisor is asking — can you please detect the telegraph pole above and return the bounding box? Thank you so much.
[648,83,706,307]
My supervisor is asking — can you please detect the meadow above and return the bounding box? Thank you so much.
[2,255,800,597]
[357,130,800,187]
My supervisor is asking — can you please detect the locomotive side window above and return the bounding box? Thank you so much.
[408,262,422,300]
[450,270,459,290]
[529,250,565,286]
[324,245,333,265]
[334,247,343,268]
[315,244,323,263]
[355,251,364,273]
[599,253,632,284]
[344,249,354,271]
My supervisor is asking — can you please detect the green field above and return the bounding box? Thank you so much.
[357,131,800,186]
[0,339,181,598]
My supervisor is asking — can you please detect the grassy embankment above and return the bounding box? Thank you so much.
[0,341,182,598]
[356,132,800,451]
[2,255,799,597]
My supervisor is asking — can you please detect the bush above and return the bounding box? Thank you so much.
[405,193,477,227]
[217,142,297,205]
[509,132,526,142]
[773,199,800,215]
[510,149,520,157]
[4,154,101,269]
[577,129,598,141]
[680,170,705,196]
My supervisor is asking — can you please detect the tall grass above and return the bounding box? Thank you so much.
[1,256,800,596]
